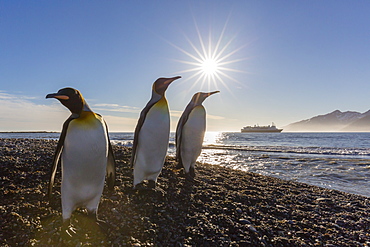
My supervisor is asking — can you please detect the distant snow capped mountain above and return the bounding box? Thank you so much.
[284,110,370,132]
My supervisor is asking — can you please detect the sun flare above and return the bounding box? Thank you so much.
[169,19,247,93]
[201,58,219,76]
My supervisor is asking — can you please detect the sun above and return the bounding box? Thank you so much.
[168,19,247,93]
[201,58,219,76]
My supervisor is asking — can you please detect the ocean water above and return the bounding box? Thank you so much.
[197,132,370,198]
[1,132,369,197]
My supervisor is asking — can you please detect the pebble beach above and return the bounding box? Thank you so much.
[1,138,369,246]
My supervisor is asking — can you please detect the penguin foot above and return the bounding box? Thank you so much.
[133,182,146,191]
[189,167,196,178]
[134,181,156,191]
[95,219,109,233]
[61,220,77,238]
[185,167,196,181]
[86,212,109,233]
[185,173,194,181]
[176,162,183,169]
[148,180,156,189]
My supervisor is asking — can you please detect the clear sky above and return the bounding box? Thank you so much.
[1,1,370,132]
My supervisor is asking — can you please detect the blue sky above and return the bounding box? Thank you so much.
[1,1,370,131]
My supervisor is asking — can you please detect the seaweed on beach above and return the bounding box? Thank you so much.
[0,138,369,246]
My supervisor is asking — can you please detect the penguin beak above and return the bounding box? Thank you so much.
[46,93,69,100]
[155,76,182,95]
[207,91,220,97]
[164,76,181,85]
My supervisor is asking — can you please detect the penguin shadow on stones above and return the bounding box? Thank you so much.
[130,178,167,205]
[122,158,166,201]
[151,158,199,243]
[119,156,197,244]
[111,145,132,187]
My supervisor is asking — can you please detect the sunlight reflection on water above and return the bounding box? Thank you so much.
[196,147,370,197]
[202,131,223,145]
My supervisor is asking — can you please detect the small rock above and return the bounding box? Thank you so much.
[316,198,332,202]
[247,224,258,233]
[239,218,251,225]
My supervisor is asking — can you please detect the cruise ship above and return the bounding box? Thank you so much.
[241,123,283,133]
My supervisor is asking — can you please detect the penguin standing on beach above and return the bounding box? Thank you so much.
[46,87,116,236]
[131,76,181,189]
[176,91,220,179]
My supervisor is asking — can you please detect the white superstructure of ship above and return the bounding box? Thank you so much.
[241,123,283,133]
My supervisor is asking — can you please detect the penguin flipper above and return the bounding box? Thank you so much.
[130,101,157,168]
[94,116,116,190]
[105,121,116,190]
[106,143,116,190]
[175,118,184,165]
[48,116,75,200]
[175,104,194,165]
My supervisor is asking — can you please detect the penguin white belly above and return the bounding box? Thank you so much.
[181,106,206,173]
[134,103,170,185]
[61,119,108,219]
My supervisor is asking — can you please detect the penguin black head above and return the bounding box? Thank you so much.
[191,91,220,105]
[46,87,84,114]
[153,76,181,96]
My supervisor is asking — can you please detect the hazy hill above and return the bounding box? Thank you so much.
[284,110,370,132]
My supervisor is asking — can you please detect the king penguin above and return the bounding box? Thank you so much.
[176,91,220,179]
[46,87,116,236]
[131,76,181,189]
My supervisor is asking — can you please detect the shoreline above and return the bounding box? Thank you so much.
[0,131,59,133]
[0,138,369,246]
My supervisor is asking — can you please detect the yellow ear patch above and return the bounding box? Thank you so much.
[55,95,69,100]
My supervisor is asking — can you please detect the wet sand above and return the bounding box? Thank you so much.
[0,138,369,246]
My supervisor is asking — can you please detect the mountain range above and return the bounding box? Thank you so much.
[283,110,370,132]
